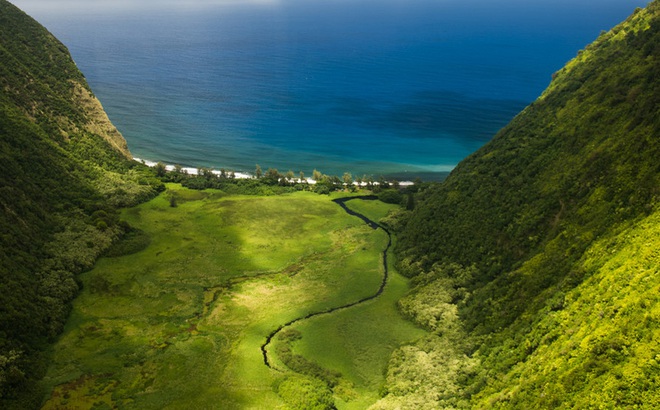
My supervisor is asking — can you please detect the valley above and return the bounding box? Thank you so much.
[39,186,425,409]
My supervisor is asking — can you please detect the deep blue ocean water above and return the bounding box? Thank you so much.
[14,0,650,179]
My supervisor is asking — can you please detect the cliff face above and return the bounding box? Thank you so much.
[379,1,660,408]
[0,1,161,407]
[72,81,131,158]
[0,0,130,158]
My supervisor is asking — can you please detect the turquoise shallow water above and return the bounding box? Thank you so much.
[16,0,649,179]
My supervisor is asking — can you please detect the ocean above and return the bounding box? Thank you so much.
[13,0,650,179]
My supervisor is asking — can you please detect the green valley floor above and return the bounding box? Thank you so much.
[39,185,425,409]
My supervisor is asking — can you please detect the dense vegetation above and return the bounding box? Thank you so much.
[39,187,424,409]
[3,0,659,408]
[381,1,660,408]
[158,162,410,199]
[0,2,162,407]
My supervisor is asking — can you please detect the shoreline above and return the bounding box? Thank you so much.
[134,157,419,186]
[135,158,253,179]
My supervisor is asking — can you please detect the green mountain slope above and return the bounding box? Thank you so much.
[379,1,660,408]
[0,1,161,406]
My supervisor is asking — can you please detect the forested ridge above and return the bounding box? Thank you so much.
[0,1,162,407]
[378,1,660,408]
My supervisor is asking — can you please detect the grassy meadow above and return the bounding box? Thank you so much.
[39,185,425,409]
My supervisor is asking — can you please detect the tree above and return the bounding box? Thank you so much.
[264,168,282,185]
[286,170,295,181]
[255,164,263,179]
[378,175,390,189]
[154,162,167,177]
[330,175,342,190]
[313,169,323,182]
[406,193,415,210]
[168,164,187,182]
[365,175,374,189]
[378,189,403,204]
[342,172,353,186]
[299,171,305,183]
[198,167,215,180]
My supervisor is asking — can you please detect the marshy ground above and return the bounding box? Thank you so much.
[40,185,426,409]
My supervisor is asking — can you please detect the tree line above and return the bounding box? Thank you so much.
[151,161,424,208]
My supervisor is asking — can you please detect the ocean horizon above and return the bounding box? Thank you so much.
[13,0,650,180]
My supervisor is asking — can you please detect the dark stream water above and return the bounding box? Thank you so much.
[261,196,391,369]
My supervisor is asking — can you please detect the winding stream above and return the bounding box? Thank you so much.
[260,195,391,369]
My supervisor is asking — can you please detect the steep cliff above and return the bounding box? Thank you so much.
[0,1,161,406]
[379,1,660,408]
